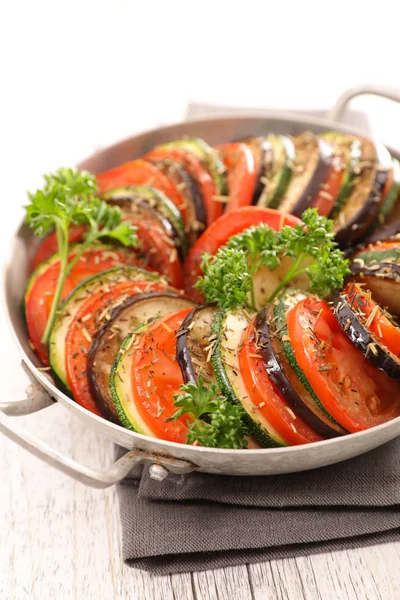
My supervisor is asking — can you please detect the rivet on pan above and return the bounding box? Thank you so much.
[149,464,169,482]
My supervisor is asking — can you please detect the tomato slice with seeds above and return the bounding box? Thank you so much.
[287,296,400,432]
[131,309,193,443]
[144,147,223,226]
[25,247,141,365]
[183,207,302,301]
[239,319,323,445]
[66,279,168,415]
[344,282,400,356]
[216,143,257,212]
[32,225,87,270]
[96,159,186,215]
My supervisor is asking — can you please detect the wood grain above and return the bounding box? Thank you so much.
[1,403,400,600]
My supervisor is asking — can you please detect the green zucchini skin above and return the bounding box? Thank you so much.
[210,308,288,448]
[355,247,400,265]
[257,134,295,209]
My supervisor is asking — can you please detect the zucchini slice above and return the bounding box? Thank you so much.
[261,290,347,437]
[49,265,161,389]
[329,290,400,380]
[89,292,194,421]
[210,308,288,447]
[160,137,227,195]
[257,134,295,208]
[278,132,332,217]
[373,157,400,226]
[176,304,217,384]
[103,185,188,260]
[354,246,400,265]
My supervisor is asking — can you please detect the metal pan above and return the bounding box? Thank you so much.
[2,84,400,487]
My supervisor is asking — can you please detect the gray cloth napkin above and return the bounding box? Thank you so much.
[117,103,398,575]
[117,438,400,574]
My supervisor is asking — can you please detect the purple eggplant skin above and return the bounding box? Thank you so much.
[348,261,400,316]
[291,137,333,218]
[335,151,391,248]
[87,291,190,422]
[362,218,400,245]
[328,291,400,380]
[176,307,199,384]
[254,307,344,439]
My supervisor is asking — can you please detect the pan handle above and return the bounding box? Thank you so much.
[0,361,195,488]
[327,84,400,123]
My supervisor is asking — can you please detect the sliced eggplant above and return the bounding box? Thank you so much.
[278,131,332,217]
[334,140,392,246]
[176,304,217,384]
[88,292,195,421]
[362,218,400,245]
[102,185,188,260]
[256,134,296,209]
[348,261,400,316]
[254,295,346,438]
[160,137,227,195]
[49,265,160,389]
[150,159,206,243]
[329,290,400,379]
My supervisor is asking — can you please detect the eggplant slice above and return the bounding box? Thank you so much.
[87,292,195,421]
[334,140,392,247]
[278,131,332,217]
[329,291,400,380]
[348,261,400,316]
[176,304,217,384]
[362,218,400,246]
[255,305,346,438]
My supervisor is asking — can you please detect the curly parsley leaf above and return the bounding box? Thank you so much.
[196,209,349,310]
[25,167,137,343]
[167,378,248,449]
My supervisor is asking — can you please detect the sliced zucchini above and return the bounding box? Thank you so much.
[265,290,347,437]
[242,136,273,203]
[278,132,332,216]
[321,132,362,218]
[334,140,392,246]
[329,289,400,380]
[354,246,400,265]
[103,185,188,259]
[160,137,227,195]
[49,266,161,389]
[176,304,217,384]
[89,292,194,422]
[257,134,295,208]
[251,257,311,310]
[374,157,400,225]
[210,308,288,447]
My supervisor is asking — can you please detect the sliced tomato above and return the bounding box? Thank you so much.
[312,159,344,217]
[144,147,223,226]
[354,239,400,255]
[239,319,323,445]
[344,282,400,356]
[25,247,141,364]
[287,296,400,432]
[96,159,186,215]
[216,143,257,212]
[65,279,168,415]
[131,309,193,443]
[33,225,87,270]
[183,207,302,301]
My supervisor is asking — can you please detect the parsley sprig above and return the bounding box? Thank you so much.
[166,378,248,449]
[25,167,137,343]
[196,209,349,311]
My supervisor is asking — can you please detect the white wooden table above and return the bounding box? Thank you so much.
[2,2,400,595]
